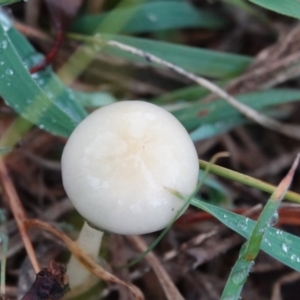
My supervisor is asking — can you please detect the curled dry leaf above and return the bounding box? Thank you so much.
[24,219,144,300]
[20,260,69,300]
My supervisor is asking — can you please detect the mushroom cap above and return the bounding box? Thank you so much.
[62,101,199,235]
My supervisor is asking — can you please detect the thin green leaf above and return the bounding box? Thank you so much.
[221,154,299,299]
[0,16,87,137]
[189,107,290,141]
[200,173,230,206]
[70,33,252,78]
[173,89,300,130]
[190,119,246,141]
[199,160,300,204]
[248,0,300,19]
[0,210,8,295]
[73,2,226,34]
[152,84,225,105]
[191,197,300,272]
[0,0,20,5]
[73,90,116,107]
[105,35,251,78]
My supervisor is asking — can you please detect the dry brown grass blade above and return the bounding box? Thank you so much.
[44,0,83,26]
[273,153,300,202]
[103,40,300,140]
[128,235,185,300]
[87,0,105,14]
[24,219,144,300]
[226,25,300,95]
[0,158,40,273]
[271,272,300,300]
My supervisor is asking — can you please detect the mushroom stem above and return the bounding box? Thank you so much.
[67,221,104,288]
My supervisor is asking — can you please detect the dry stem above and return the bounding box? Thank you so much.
[0,158,40,273]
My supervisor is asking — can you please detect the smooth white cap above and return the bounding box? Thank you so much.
[62,101,199,235]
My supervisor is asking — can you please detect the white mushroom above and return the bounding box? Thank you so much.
[62,101,199,288]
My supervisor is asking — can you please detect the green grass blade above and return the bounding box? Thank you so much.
[152,83,226,105]
[191,197,300,272]
[248,0,300,19]
[70,33,252,78]
[0,15,87,137]
[199,160,300,204]
[0,0,20,5]
[189,107,290,141]
[220,154,299,299]
[73,90,116,108]
[0,210,8,295]
[104,34,251,78]
[173,89,300,130]
[73,2,226,34]
[8,25,87,125]
[190,119,246,141]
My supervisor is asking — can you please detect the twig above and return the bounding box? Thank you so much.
[0,158,40,273]
[24,0,41,28]
[103,39,300,140]
[13,21,51,42]
[271,272,300,300]
[128,235,185,300]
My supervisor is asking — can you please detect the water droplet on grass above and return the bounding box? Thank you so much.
[237,218,249,231]
[249,261,255,272]
[38,79,44,85]
[0,10,13,31]
[282,243,290,253]
[148,13,157,22]
[223,296,235,300]
[5,69,13,75]
[264,238,272,247]
[0,40,7,49]
[232,269,248,285]
[291,254,298,261]
[268,212,279,226]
